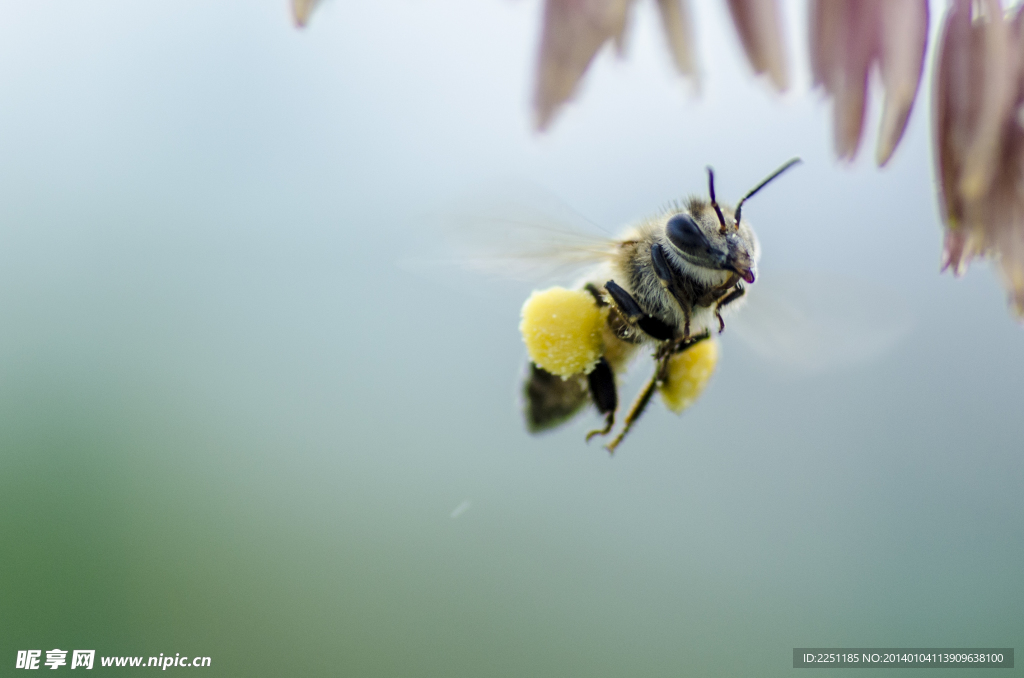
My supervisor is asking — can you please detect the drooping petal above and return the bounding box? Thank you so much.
[976,44,1024,316]
[655,0,700,87]
[934,0,975,235]
[832,6,879,160]
[809,0,880,160]
[934,0,1024,318]
[967,134,1024,314]
[726,0,788,91]
[808,0,841,90]
[934,0,1011,253]
[989,179,1024,316]
[291,0,323,28]
[533,0,634,131]
[876,0,929,165]
[812,0,929,164]
[940,229,968,275]
[995,227,1024,315]
[962,0,1014,201]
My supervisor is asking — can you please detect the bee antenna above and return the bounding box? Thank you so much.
[733,157,801,228]
[705,166,729,234]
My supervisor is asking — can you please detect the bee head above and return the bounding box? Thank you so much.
[663,159,801,285]
[664,201,758,284]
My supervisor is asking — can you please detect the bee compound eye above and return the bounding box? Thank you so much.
[665,213,708,255]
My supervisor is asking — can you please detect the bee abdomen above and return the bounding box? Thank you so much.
[523,363,589,433]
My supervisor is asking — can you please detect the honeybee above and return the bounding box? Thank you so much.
[518,159,801,453]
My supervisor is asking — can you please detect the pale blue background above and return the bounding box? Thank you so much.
[0,1,1020,676]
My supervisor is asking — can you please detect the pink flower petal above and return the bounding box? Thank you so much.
[292,0,322,28]
[655,0,700,86]
[958,0,1014,201]
[533,0,634,130]
[726,0,788,91]
[876,0,929,166]
[935,0,1024,318]
[812,0,928,164]
[810,0,879,160]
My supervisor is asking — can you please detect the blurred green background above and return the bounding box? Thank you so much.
[0,0,1020,675]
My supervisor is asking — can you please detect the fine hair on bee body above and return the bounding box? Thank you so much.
[523,158,801,453]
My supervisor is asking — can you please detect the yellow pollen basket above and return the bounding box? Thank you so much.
[658,339,718,414]
[520,287,606,378]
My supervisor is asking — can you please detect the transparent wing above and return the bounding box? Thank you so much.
[727,271,914,374]
[450,213,618,283]
[407,183,621,286]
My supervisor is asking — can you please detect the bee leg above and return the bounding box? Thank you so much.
[584,358,617,442]
[583,283,609,307]
[713,286,746,333]
[651,243,693,337]
[650,243,675,283]
[604,280,675,342]
[674,329,711,353]
[604,351,670,455]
